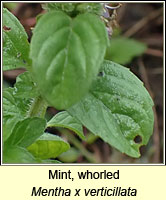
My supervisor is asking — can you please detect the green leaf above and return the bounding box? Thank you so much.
[27,133,70,159]
[3,8,31,71]
[14,71,38,98]
[3,145,38,164]
[58,147,81,163]
[42,3,76,14]
[3,71,41,142]
[68,60,154,158]
[47,111,85,140]
[30,11,108,110]
[6,117,46,148]
[3,87,31,141]
[76,3,103,15]
[105,37,147,65]
[42,3,103,16]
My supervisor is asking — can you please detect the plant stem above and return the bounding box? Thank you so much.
[60,129,98,163]
[86,132,99,144]
[27,96,48,118]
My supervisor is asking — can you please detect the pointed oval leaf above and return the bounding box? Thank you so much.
[30,11,108,109]
[47,111,85,140]
[68,60,154,158]
[3,8,31,71]
[27,133,70,159]
[6,117,46,148]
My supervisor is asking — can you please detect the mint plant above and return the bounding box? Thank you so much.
[3,3,154,164]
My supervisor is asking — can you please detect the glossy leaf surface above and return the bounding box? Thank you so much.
[47,111,85,139]
[68,60,154,158]
[3,8,30,71]
[27,133,70,159]
[6,117,46,148]
[30,11,108,109]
